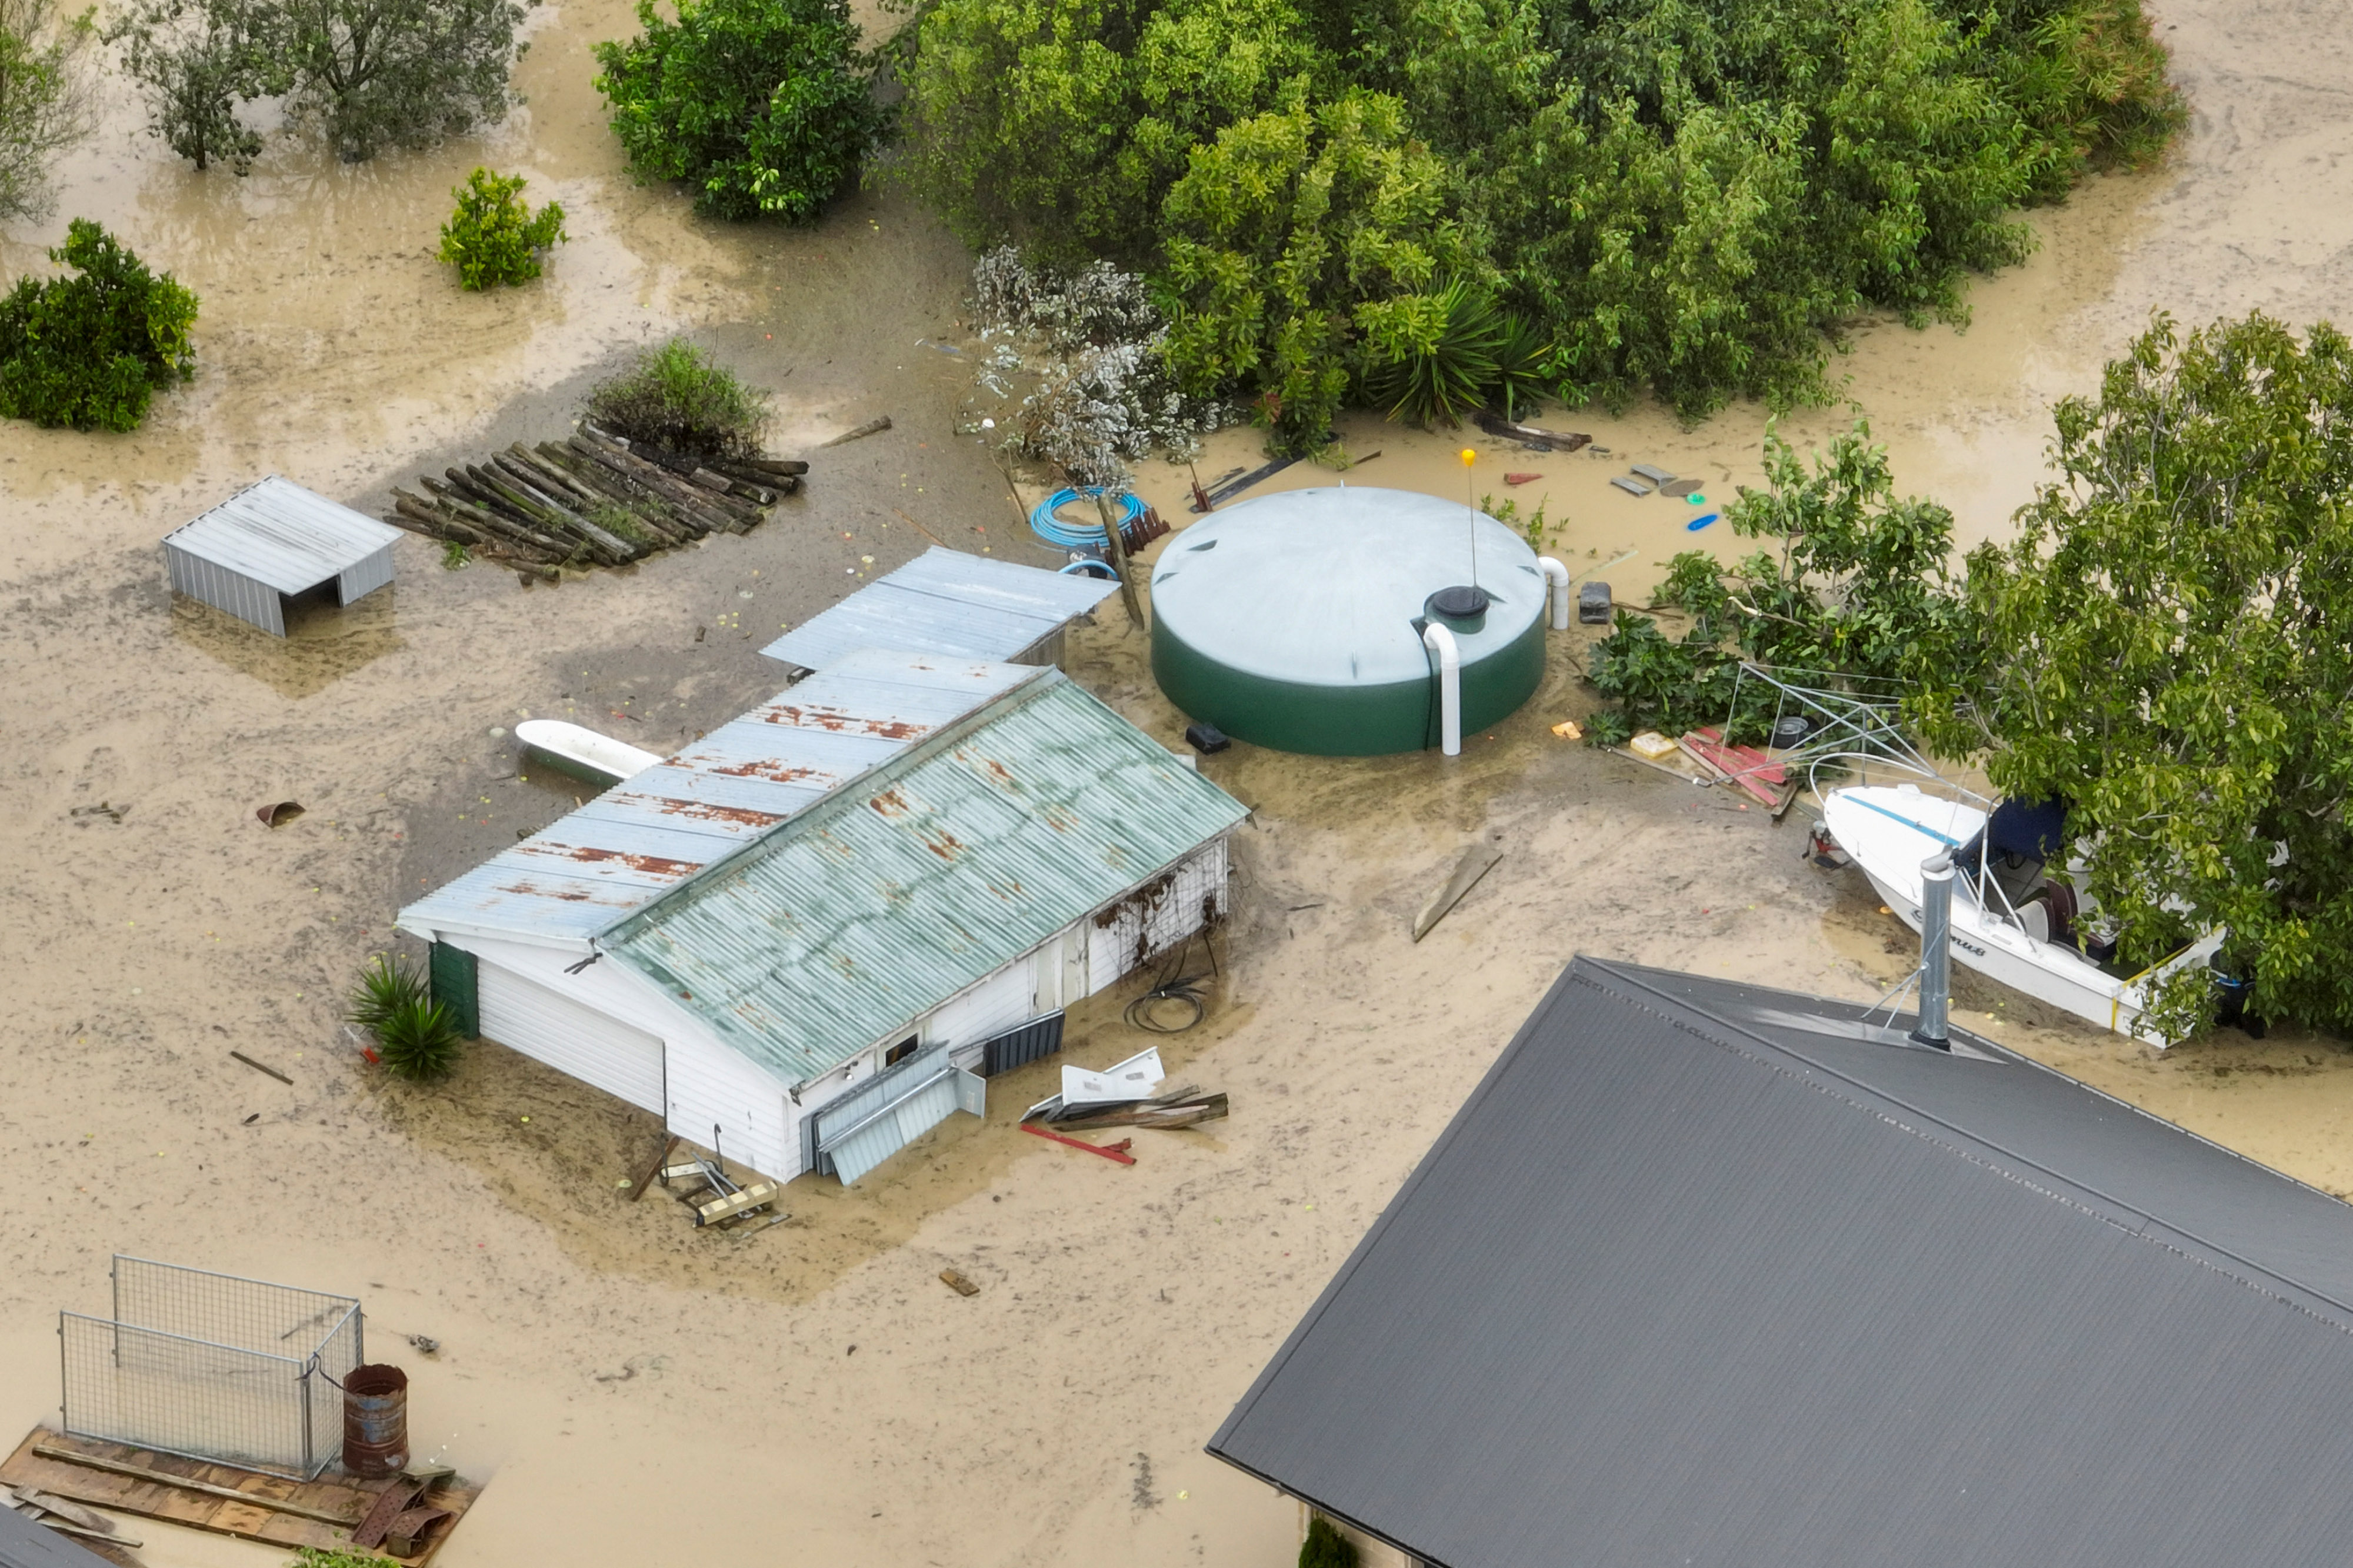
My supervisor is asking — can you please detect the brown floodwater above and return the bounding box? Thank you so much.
[6,0,2353,1562]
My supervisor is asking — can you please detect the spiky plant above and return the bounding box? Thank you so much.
[347,955,426,1035]
[1360,279,1505,428]
[374,995,464,1083]
[1491,313,1559,422]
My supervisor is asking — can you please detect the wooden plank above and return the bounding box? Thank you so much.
[1021,1125,1137,1164]
[1413,845,1505,942]
[31,1446,359,1526]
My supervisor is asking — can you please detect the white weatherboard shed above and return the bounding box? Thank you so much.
[164,476,402,636]
[399,649,1247,1186]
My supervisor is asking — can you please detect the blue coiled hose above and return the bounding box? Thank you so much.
[1031,488,1146,549]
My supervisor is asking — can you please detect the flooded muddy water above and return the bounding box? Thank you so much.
[6,0,2353,1563]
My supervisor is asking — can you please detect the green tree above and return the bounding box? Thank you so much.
[438,166,565,288]
[105,0,271,174]
[275,0,528,162]
[0,219,198,431]
[1157,85,1474,448]
[594,0,878,222]
[1299,1516,1357,1568]
[1919,313,2353,1039]
[898,0,1322,264]
[0,0,93,222]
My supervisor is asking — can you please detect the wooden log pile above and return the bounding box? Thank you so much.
[380,424,809,573]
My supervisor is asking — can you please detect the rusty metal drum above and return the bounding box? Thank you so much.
[342,1363,409,1477]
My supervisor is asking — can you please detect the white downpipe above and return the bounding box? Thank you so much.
[1423,622,1461,757]
[1538,556,1571,630]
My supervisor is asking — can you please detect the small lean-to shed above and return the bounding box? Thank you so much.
[761,546,1117,673]
[163,476,402,636]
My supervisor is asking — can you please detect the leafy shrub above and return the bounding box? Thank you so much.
[438,167,566,290]
[105,0,270,174]
[1,0,93,220]
[1918,312,2353,1040]
[594,0,879,222]
[0,221,198,431]
[289,1545,403,1568]
[901,0,1322,266]
[584,338,771,459]
[1158,85,1475,451]
[1299,1516,1357,1568]
[278,0,529,162]
[968,246,1224,488]
[1584,421,1967,740]
[902,0,2179,425]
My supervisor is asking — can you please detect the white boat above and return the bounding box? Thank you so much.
[1821,782,2222,1046]
[515,719,664,786]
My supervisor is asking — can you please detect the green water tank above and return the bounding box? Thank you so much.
[1150,486,1549,756]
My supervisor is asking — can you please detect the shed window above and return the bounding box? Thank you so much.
[884,1035,919,1067]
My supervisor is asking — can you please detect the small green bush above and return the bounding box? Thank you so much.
[592,0,880,222]
[1299,1516,1358,1568]
[375,995,464,1082]
[438,166,565,290]
[583,338,771,459]
[288,1547,404,1568]
[0,219,197,432]
[1359,279,1504,428]
[347,953,426,1035]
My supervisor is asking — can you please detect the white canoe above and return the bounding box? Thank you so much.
[516,719,664,786]
[1821,783,2222,1046]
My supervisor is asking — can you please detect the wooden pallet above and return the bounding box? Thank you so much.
[0,1429,481,1564]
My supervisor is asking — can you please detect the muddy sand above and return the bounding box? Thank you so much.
[8,0,2353,1561]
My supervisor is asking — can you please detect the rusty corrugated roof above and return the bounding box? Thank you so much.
[605,670,1248,1083]
[398,650,1045,945]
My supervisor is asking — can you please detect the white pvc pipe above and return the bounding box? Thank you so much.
[1423,622,1461,756]
[1538,556,1571,630]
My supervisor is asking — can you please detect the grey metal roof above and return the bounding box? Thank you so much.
[606,669,1248,1084]
[0,1502,118,1568]
[1209,957,2353,1568]
[162,475,402,592]
[399,650,1042,945]
[760,546,1116,670]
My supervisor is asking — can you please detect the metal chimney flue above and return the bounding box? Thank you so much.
[1911,850,1954,1050]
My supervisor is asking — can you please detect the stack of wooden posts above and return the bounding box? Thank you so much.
[382,425,808,573]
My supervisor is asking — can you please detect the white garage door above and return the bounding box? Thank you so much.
[478,963,665,1113]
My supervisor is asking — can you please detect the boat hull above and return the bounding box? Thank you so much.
[515,719,663,787]
[1823,785,2221,1046]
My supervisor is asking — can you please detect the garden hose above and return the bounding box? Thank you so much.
[1031,487,1146,550]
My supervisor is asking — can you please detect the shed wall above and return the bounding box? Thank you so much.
[166,543,285,636]
[1089,838,1229,992]
[337,544,396,606]
[476,960,666,1114]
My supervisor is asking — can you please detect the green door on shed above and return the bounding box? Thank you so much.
[430,942,480,1039]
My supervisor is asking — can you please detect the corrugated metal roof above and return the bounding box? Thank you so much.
[606,670,1248,1084]
[1209,958,2353,1568]
[163,476,404,593]
[399,650,1044,945]
[761,546,1116,670]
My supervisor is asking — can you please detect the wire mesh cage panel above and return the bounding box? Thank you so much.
[59,1257,363,1479]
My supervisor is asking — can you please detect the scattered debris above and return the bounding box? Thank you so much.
[655,1146,786,1231]
[1197,453,1300,510]
[1060,1047,1165,1108]
[1610,476,1654,496]
[1504,472,1542,486]
[68,802,127,824]
[1050,1089,1229,1132]
[939,1268,981,1297]
[820,415,892,448]
[1414,844,1505,942]
[1631,463,1673,484]
[229,1051,292,1086]
[255,800,304,828]
[1124,972,1211,1033]
[1021,1125,1136,1164]
[1688,512,1721,531]
[7,1483,141,1550]
[406,1334,441,1356]
[1578,581,1613,623]
[1184,722,1230,755]
[1680,727,1785,806]
[1656,478,1701,497]
[1473,411,1592,452]
[1628,732,1680,762]
[384,428,801,571]
[1551,720,1583,740]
